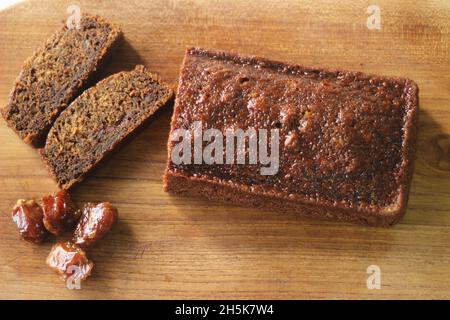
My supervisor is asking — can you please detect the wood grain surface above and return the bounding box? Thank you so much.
[0,0,449,299]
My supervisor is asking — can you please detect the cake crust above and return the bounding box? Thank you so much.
[164,47,419,226]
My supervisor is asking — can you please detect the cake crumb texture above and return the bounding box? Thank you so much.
[41,65,173,190]
[1,14,122,147]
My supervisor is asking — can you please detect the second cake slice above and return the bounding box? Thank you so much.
[41,65,173,189]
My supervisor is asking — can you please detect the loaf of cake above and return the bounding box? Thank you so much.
[1,14,121,147]
[164,47,419,226]
[41,65,173,190]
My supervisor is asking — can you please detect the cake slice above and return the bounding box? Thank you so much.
[163,47,419,226]
[1,14,122,147]
[41,65,173,190]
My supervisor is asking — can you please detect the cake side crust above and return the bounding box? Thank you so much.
[163,171,405,227]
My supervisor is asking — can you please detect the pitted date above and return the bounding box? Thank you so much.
[11,199,47,243]
[73,202,118,248]
[46,241,93,282]
[42,190,80,235]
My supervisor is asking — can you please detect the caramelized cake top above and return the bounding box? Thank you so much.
[167,47,419,213]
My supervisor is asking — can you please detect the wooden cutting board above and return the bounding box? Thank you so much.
[0,0,449,299]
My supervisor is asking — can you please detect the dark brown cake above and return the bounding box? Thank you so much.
[1,14,122,147]
[41,65,173,190]
[164,47,419,226]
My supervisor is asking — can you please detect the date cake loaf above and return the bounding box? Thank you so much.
[163,47,419,226]
[1,14,122,147]
[41,65,173,190]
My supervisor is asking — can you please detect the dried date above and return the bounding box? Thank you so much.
[42,190,79,235]
[11,199,47,243]
[46,241,93,282]
[73,202,118,248]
